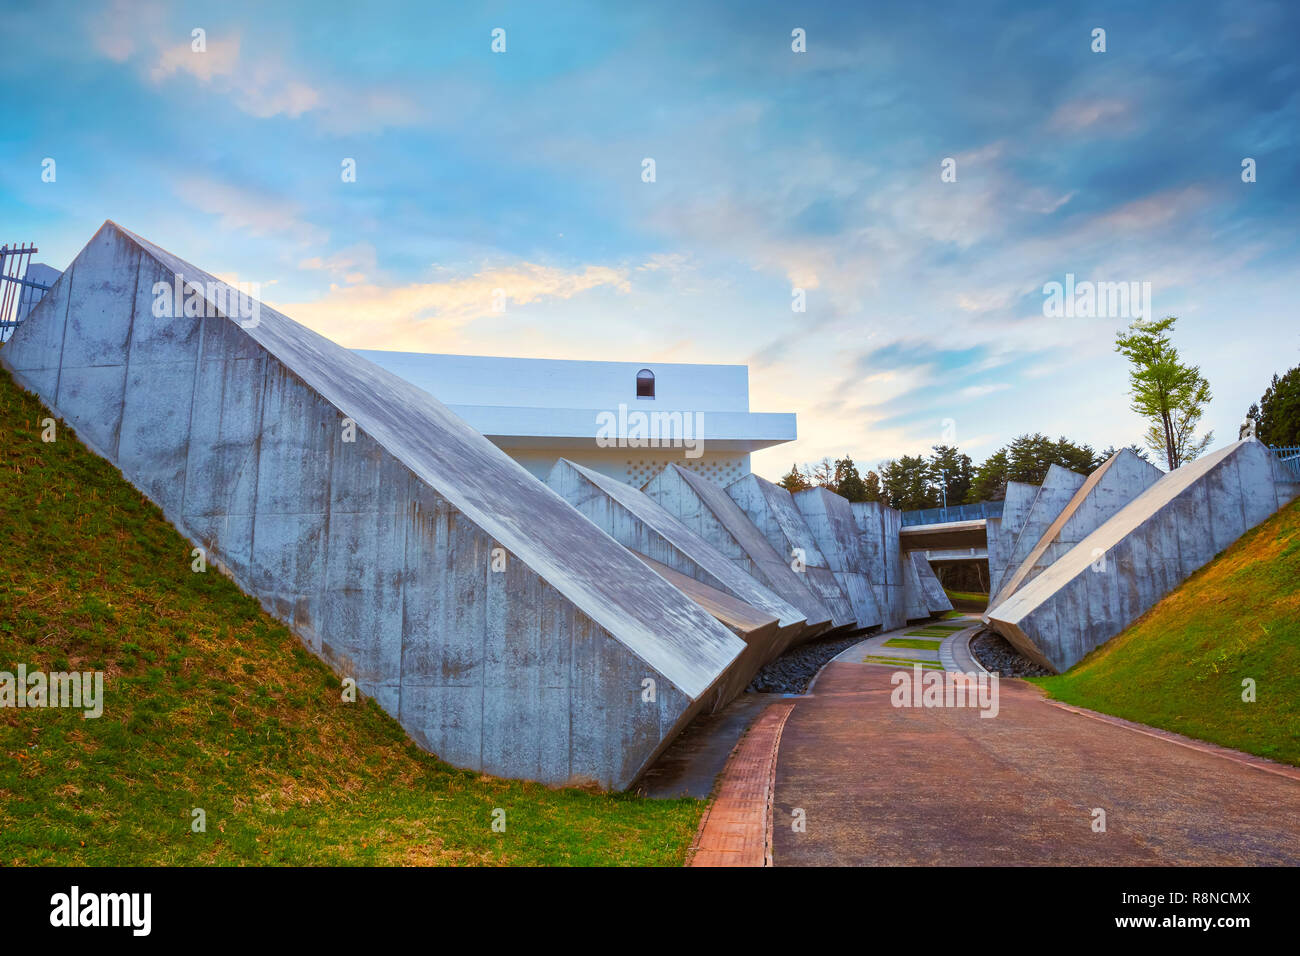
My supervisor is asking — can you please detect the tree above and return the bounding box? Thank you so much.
[1099,443,1151,464]
[1114,316,1213,469]
[808,457,835,489]
[862,470,883,503]
[833,455,869,502]
[966,449,1009,503]
[928,444,973,506]
[880,455,939,510]
[778,463,810,493]
[1253,366,1300,447]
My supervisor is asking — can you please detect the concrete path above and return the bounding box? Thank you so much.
[770,664,1300,865]
[826,614,980,675]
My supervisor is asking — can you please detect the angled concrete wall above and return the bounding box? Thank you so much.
[0,221,749,791]
[909,552,953,615]
[792,487,883,630]
[995,465,1085,594]
[988,440,1290,673]
[725,473,858,629]
[989,480,1039,596]
[990,448,1163,610]
[850,501,907,630]
[641,463,833,636]
[547,458,809,679]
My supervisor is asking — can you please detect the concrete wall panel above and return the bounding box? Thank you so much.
[0,221,748,791]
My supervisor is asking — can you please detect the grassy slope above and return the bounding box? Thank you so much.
[0,367,701,865]
[1034,497,1300,766]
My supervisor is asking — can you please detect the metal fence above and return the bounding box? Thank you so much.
[0,243,51,343]
[1269,445,1300,481]
[900,499,1004,526]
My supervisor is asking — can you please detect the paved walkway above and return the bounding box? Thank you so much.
[826,614,982,676]
[770,664,1300,865]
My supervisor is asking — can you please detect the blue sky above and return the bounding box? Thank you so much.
[2,0,1297,478]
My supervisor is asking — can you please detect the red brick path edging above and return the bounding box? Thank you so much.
[687,701,795,867]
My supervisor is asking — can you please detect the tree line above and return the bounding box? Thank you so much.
[778,317,1299,510]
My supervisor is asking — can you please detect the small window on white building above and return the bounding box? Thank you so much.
[636,368,655,399]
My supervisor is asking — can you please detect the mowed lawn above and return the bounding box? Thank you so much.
[0,367,702,865]
[1035,496,1300,766]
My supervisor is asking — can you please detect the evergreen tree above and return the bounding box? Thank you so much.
[1254,366,1300,447]
[778,463,811,493]
[863,470,883,503]
[833,455,869,502]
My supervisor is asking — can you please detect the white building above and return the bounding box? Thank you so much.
[354,350,797,485]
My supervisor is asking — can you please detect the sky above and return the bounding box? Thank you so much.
[1,0,1296,479]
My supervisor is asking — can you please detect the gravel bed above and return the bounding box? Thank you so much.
[745,631,872,695]
[970,629,1052,677]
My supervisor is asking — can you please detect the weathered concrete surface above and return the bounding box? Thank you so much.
[547,459,810,679]
[909,552,953,615]
[771,664,1300,865]
[989,448,1163,611]
[0,221,750,790]
[983,515,1006,594]
[849,501,907,630]
[641,464,833,638]
[997,465,1086,594]
[988,480,1039,596]
[900,547,931,619]
[726,473,858,629]
[989,440,1289,673]
[792,487,883,629]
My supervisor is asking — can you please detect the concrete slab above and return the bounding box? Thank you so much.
[726,473,859,629]
[988,440,1285,672]
[1,220,751,791]
[997,465,1087,594]
[990,448,1163,610]
[547,458,810,679]
[792,487,883,629]
[989,480,1039,595]
[642,463,833,637]
[909,552,953,614]
[849,501,908,629]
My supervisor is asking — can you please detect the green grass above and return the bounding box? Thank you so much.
[863,656,942,669]
[905,629,950,638]
[941,610,966,620]
[0,367,702,865]
[1034,497,1300,767]
[944,590,988,612]
[883,638,943,651]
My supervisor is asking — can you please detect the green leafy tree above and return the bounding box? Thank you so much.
[1115,316,1213,469]
[1253,366,1300,447]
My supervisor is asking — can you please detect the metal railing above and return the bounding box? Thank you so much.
[0,243,51,343]
[1268,445,1300,481]
[901,499,1004,526]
